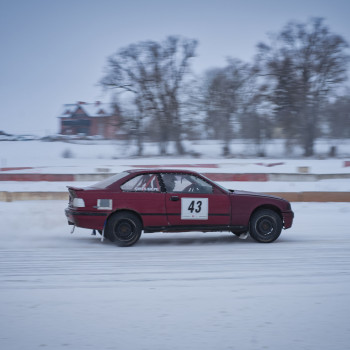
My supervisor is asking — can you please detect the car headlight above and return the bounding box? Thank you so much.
[72,198,85,208]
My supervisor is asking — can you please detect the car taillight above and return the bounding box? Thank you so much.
[72,198,85,208]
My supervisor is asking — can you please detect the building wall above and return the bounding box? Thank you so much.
[90,117,117,139]
[60,116,90,135]
[60,114,119,139]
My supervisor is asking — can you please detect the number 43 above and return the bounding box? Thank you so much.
[188,200,202,213]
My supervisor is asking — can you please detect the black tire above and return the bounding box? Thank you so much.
[249,209,282,243]
[105,212,142,247]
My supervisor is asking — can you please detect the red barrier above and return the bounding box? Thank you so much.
[0,172,268,182]
[0,167,34,171]
[131,164,219,168]
[0,174,75,181]
[204,173,268,182]
[255,162,284,167]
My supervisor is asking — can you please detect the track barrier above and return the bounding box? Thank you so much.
[1,191,349,202]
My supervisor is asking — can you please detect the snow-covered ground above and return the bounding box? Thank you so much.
[1,140,350,195]
[1,140,350,175]
[1,201,349,350]
[2,138,350,163]
[1,140,349,349]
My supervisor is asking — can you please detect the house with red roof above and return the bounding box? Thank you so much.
[58,101,121,139]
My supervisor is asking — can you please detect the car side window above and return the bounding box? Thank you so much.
[121,174,161,192]
[161,174,213,194]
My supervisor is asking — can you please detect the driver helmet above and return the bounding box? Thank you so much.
[163,174,176,192]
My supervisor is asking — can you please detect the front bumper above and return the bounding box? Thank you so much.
[282,210,294,229]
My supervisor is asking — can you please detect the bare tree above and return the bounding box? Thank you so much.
[202,59,257,156]
[257,18,350,156]
[325,93,350,138]
[101,36,197,155]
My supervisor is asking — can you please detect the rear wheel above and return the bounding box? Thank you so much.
[249,209,282,243]
[105,212,142,247]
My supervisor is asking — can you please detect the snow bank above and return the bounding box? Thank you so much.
[1,179,350,193]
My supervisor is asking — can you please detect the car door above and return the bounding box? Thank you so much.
[119,173,167,227]
[161,173,231,228]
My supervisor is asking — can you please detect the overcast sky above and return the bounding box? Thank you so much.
[1,0,350,135]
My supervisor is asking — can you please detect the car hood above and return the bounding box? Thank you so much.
[230,189,284,201]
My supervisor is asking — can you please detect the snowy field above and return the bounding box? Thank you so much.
[1,140,350,195]
[1,201,350,350]
[1,140,350,175]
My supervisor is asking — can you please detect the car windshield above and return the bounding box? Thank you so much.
[200,173,230,193]
[87,171,129,189]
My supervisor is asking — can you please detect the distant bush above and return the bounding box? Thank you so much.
[62,148,74,158]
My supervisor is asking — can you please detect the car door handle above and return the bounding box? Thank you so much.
[170,196,179,201]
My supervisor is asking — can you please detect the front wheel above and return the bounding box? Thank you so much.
[105,212,142,247]
[249,209,282,243]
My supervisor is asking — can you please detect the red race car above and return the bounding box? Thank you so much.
[65,169,294,246]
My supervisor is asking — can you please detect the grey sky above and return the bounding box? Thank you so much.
[1,0,349,135]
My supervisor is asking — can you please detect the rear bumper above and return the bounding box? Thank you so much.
[282,210,294,229]
[65,207,108,230]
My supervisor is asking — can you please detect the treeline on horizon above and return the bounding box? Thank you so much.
[100,17,350,157]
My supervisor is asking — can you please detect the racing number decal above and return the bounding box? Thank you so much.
[181,198,208,220]
[188,200,202,213]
